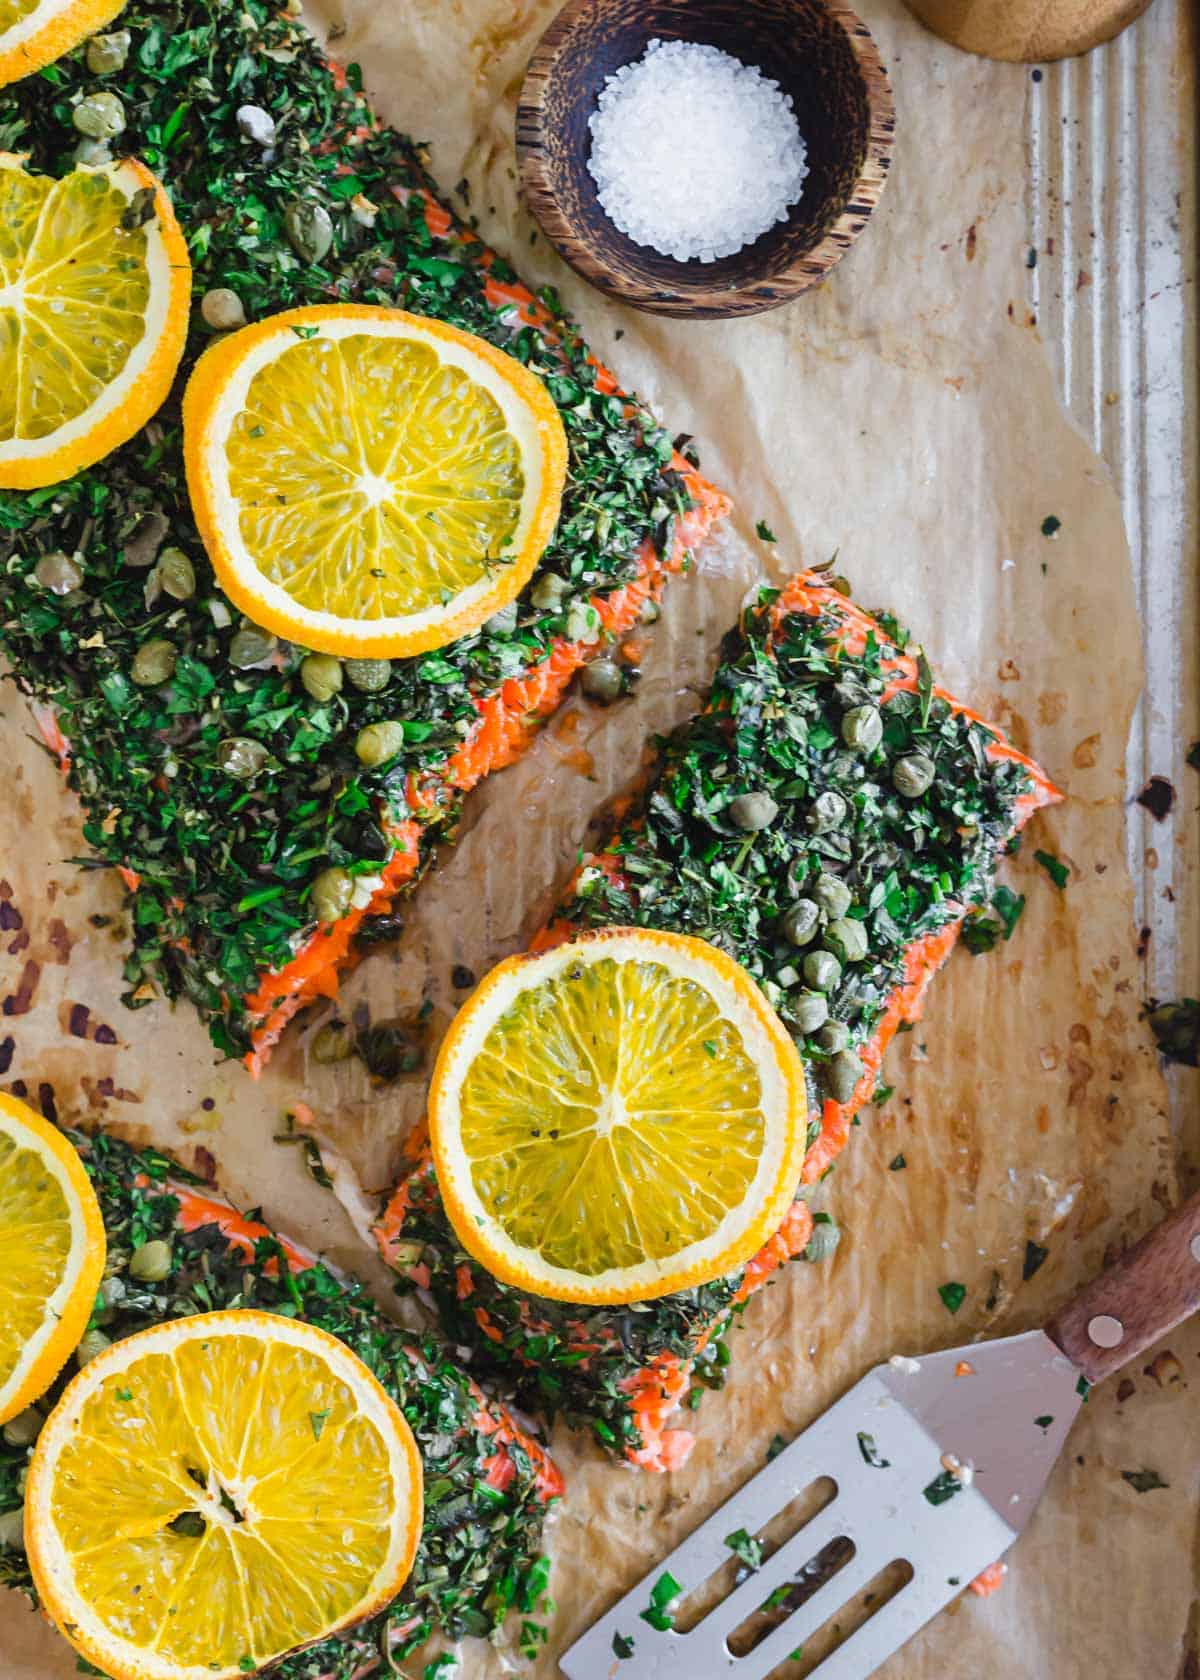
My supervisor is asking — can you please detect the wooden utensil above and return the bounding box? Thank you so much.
[903,0,1154,62]
[515,0,895,319]
[562,1187,1200,1680]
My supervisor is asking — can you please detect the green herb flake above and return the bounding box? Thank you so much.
[115,1387,133,1402]
[640,1570,683,1630]
[923,1470,964,1507]
[612,1633,636,1659]
[1034,1415,1054,1431]
[889,1153,907,1171]
[1041,515,1062,537]
[766,1433,787,1462]
[755,520,777,543]
[1121,1469,1169,1493]
[938,1281,967,1315]
[1034,849,1070,889]
[856,1431,890,1469]
[725,1528,763,1570]
[308,1408,331,1441]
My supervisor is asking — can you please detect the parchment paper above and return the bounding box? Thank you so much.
[3,3,1196,1676]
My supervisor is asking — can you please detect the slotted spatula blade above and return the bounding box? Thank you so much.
[560,1331,1081,1680]
[560,1188,1200,1680]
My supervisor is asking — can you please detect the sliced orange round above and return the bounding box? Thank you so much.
[0,154,191,489]
[182,304,569,659]
[25,1308,424,1680]
[429,927,808,1305]
[0,1092,105,1426]
[0,0,126,87]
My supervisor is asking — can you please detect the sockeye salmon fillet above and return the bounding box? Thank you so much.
[0,0,728,1068]
[0,1123,561,1679]
[370,572,1062,1471]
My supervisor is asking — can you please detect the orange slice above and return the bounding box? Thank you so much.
[0,0,126,88]
[0,1092,105,1425]
[0,154,191,488]
[182,304,569,659]
[25,1308,423,1680]
[429,926,809,1305]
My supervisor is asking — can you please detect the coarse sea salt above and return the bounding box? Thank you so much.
[587,38,808,264]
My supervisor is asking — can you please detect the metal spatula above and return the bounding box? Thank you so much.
[561,1189,1200,1680]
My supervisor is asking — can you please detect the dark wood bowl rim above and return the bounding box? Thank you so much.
[516,0,896,320]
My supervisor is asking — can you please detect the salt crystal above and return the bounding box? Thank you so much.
[587,39,809,264]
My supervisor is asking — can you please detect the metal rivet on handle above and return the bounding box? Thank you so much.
[1087,1314,1124,1349]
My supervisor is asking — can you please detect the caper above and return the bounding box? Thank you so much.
[825,1050,865,1105]
[311,866,354,924]
[122,509,168,569]
[33,550,83,595]
[236,103,277,147]
[300,653,343,702]
[344,657,391,693]
[811,872,852,919]
[803,949,842,992]
[75,1328,111,1367]
[129,1238,173,1282]
[228,625,278,668]
[216,736,268,779]
[728,791,780,832]
[639,597,661,626]
[200,287,247,331]
[484,601,518,637]
[355,720,406,767]
[86,28,131,73]
[806,790,848,833]
[2,1408,42,1449]
[73,139,111,165]
[530,572,569,611]
[892,753,936,798]
[792,991,829,1034]
[284,198,334,264]
[841,705,883,754]
[565,599,600,642]
[157,547,196,601]
[803,1216,842,1264]
[356,1019,426,1081]
[131,638,177,687]
[311,1019,355,1063]
[0,1508,24,1553]
[824,917,869,965]
[814,1019,851,1054]
[72,90,126,139]
[580,658,623,704]
[781,899,820,947]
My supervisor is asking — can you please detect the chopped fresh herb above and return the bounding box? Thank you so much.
[309,1408,331,1441]
[1121,1469,1169,1493]
[1041,515,1062,537]
[766,1433,787,1462]
[640,1571,683,1631]
[856,1432,890,1469]
[938,1281,967,1315]
[1022,1241,1049,1280]
[1034,1415,1053,1431]
[992,884,1026,937]
[1187,741,1200,772]
[923,1470,964,1507]
[755,520,777,542]
[871,1083,894,1107]
[1076,1375,1091,1400]
[238,1661,256,1674]
[1034,850,1070,889]
[702,1039,718,1057]
[612,1633,636,1659]
[889,1153,907,1171]
[725,1528,764,1570]
[115,1387,133,1402]
[423,1658,459,1680]
[962,912,1001,955]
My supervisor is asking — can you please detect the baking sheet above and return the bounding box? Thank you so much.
[3,1,1197,1675]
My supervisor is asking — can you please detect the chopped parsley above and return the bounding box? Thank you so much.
[1034,850,1070,888]
[612,1633,636,1659]
[640,1571,683,1631]
[1121,1469,1168,1493]
[923,1470,964,1507]
[938,1281,967,1315]
[856,1432,890,1468]
[889,1153,907,1171]
[755,520,777,542]
[725,1528,764,1569]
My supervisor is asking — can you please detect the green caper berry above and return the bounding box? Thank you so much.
[76,1328,111,1367]
[345,657,392,693]
[129,1239,173,1282]
[728,791,780,832]
[300,653,344,702]
[892,753,936,798]
[228,625,277,668]
[824,917,869,965]
[841,705,883,753]
[803,1217,842,1263]
[811,873,852,919]
[284,198,334,264]
[131,639,177,686]
[484,601,518,636]
[803,949,842,992]
[531,572,569,611]
[157,548,195,601]
[0,1508,24,1553]
[781,899,820,947]
[122,509,168,569]
[33,550,84,595]
[72,90,126,139]
[200,287,247,331]
[355,720,406,767]
[310,866,354,923]
[86,29,131,73]
[638,597,661,626]
[806,791,848,833]
[311,1019,355,1063]
[825,1050,865,1105]
[580,658,623,703]
[792,991,829,1034]
[216,736,268,779]
[2,1408,42,1449]
[814,1020,851,1054]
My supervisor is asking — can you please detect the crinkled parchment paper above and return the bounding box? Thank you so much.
[3,2,1197,1675]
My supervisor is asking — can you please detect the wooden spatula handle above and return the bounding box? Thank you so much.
[1045,1188,1200,1385]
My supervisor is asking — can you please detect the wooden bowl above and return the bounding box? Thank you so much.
[516,0,896,320]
